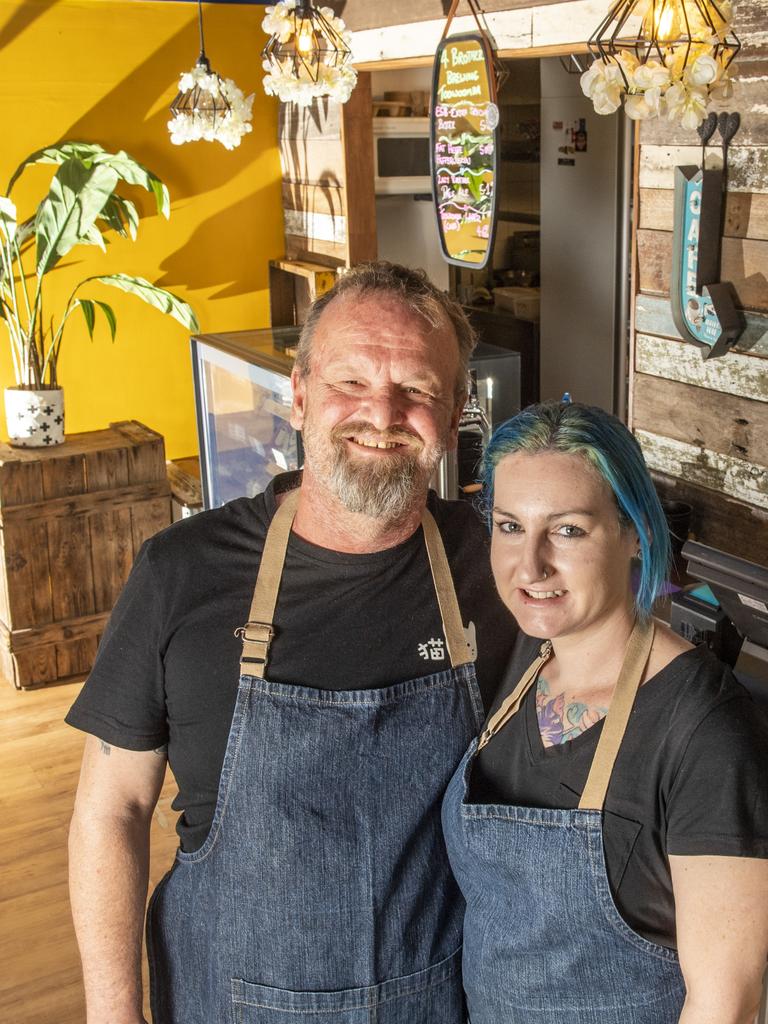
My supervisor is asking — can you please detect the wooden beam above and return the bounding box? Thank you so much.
[633,373,768,466]
[635,332,768,401]
[639,188,768,241]
[636,428,768,509]
[639,145,768,194]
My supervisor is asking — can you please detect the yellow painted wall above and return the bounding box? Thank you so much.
[0,0,284,459]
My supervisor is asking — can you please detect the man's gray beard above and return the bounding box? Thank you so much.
[304,431,445,522]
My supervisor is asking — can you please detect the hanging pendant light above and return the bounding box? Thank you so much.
[168,0,254,150]
[580,0,740,128]
[261,0,357,107]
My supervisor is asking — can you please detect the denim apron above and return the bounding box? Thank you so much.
[147,489,485,1024]
[442,621,687,1024]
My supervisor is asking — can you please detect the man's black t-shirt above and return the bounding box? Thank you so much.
[67,474,516,852]
[469,631,768,949]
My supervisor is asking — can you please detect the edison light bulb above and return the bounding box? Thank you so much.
[645,0,679,43]
[297,21,314,54]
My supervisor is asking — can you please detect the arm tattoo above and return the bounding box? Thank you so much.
[99,740,111,756]
[536,677,608,746]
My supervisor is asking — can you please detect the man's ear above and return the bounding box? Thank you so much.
[446,391,466,451]
[290,367,306,431]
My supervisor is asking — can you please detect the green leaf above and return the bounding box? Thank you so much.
[99,195,139,240]
[8,143,170,220]
[77,298,96,339]
[89,273,199,332]
[35,159,119,275]
[94,300,117,342]
[0,197,18,241]
[7,142,108,192]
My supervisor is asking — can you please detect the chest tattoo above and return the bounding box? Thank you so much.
[536,677,608,747]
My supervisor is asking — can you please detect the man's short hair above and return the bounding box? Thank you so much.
[294,261,477,400]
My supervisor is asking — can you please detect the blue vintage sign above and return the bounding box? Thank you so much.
[670,165,744,359]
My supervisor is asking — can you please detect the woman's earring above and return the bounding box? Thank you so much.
[636,549,643,561]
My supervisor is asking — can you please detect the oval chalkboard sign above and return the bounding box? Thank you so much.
[431,32,500,269]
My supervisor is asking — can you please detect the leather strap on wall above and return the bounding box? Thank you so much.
[438,0,495,48]
[578,620,654,811]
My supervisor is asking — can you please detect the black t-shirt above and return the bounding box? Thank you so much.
[67,473,516,852]
[469,631,768,949]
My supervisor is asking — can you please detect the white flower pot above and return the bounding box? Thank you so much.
[4,386,65,447]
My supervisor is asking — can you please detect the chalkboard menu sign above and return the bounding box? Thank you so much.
[431,32,500,269]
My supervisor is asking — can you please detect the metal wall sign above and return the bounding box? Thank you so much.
[670,113,744,360]
[431,32,499,269]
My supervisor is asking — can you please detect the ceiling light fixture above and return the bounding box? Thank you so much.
[168,0,254,150]
[580,0,740,128]
[261,0,357,107]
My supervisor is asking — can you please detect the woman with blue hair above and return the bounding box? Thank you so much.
[442,400,768,1024]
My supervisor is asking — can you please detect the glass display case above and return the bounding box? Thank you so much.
[191,327,302,510]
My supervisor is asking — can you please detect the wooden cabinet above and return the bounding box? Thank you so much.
[0,421,171,689]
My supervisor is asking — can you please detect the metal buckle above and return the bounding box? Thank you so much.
[234,621,275,642]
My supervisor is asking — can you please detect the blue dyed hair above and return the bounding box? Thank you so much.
[481,401,670,618]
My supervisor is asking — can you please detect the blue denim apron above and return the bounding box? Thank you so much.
[147,489,485,1024]
[442,621,687,1024]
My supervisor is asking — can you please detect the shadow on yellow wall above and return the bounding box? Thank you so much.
[0,0,285,460]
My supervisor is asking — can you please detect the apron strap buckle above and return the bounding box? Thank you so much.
[236,621,276,678]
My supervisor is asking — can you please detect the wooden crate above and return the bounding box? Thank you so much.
[0,421,171,690]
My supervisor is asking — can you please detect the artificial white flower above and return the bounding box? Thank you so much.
[580,59,625,114]
[686,53,720,86]
[663,81,708,128]
[625,86,663,119]
[632,59,671,90]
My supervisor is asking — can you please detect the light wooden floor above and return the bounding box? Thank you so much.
[0,678,179,1024]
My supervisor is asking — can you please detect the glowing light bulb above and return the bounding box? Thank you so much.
[297,21,314,54]
[644,0,679,43]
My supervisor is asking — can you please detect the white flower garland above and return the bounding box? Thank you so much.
[261,0,357,107]
[168,65,254,150]
[581,0,736,128]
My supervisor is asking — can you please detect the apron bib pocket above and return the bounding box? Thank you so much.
[231,948,464,1024]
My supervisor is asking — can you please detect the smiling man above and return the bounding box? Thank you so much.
[66,261,516,1024]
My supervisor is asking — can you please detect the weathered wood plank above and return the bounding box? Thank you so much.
[89,508,134,613]
[0,481,171,525]
[634,294,768,356]
[639,145,768,194]
[279,138,346,189]
[83,446,130,492]
[637,428,768,508]
[130,499,172,554]
[1,611,110,651]
[285,234,347,265]
[340,0,562,31]
[9,646,57,689]
[47,518,96,621]
[112,422,167,486]
[638,60,768,147]
[279,96,340,142]
[282,182,345,220]
[651,468,768,566]
[54,636,99,680]
[637,229,768,312]
[284,209,347,246]
[2,522,52,629]
[0,459,44,507]
[633,373,768,465]
[733,0,768,60]
[639,188,768,241]
[635,332,768,400]
[41,454,85,501]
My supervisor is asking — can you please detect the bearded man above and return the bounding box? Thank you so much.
[67,262,516,1024]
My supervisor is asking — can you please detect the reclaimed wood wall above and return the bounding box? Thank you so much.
[630,0,768,564]
[278,72,377,268]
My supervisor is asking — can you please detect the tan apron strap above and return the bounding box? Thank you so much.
[578,620,655,811]
[422,509,473,668]
[237,488,300,678]
[477,641,553,750]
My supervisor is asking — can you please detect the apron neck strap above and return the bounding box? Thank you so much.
[577,619,654,811]
[237,491,471,678]
[476,618,655,811]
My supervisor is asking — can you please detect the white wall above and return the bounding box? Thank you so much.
[539,58,623,409]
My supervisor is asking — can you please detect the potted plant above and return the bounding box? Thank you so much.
[0,141,199,447]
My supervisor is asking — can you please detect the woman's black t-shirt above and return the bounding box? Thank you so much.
[469,631,768,949]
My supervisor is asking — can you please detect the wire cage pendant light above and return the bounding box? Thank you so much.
[580,0,740,127]
[168,0,253,150]
[588,0,740,88]
[261,0,357,107]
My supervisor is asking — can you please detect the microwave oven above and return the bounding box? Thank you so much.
[373,117,432,195]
